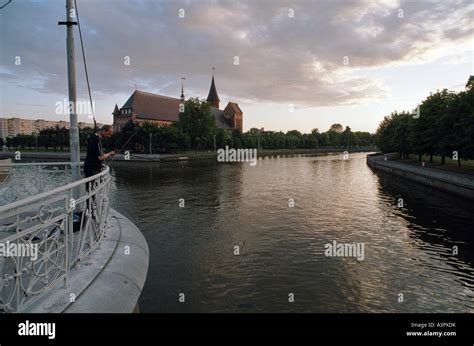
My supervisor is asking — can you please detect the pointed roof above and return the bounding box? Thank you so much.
[225,102,243,114]
[112,104,120,116]
[206,76,220,102]
[117,88,234,129]
[121,90,181,122]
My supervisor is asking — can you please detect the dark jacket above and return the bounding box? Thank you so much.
[84,134,104,176]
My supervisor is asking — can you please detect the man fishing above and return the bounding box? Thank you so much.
[84,124,115,178]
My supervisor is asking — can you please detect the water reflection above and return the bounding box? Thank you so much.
[109,153,474,312]
[375,170,474,292]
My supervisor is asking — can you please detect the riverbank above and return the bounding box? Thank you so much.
[0,147,377,162]
[367,153,474,200]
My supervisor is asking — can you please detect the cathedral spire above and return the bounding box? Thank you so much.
[112,104,120,116]
[180,77,185,102]
[206,67,220,109]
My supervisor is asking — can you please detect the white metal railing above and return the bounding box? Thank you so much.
[0,162,80,205]
[0,162,111,312]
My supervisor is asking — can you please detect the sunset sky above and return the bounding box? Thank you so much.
[1,0,473,133]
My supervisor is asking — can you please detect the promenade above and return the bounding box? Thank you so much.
[367,153,474,200]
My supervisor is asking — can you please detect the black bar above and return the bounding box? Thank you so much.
[0,313,472,345]
[58,21,77,26]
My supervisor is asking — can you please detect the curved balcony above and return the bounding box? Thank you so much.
[0,162,148,313]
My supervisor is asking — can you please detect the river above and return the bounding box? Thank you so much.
[108,152,474,313]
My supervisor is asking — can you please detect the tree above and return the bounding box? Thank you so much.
[376,76,474,165]
[286,130,302,149]
[155,125,189,153]
[329,123,343,133]
[391,112,412,159]
[177,98,216,150]
[79,127,95,150]
[465,75,474,91]
[327,128,342,147]
[341,126,357,147]
[376,114,396,154]
[110,120,137,152]
[450,80,474,164]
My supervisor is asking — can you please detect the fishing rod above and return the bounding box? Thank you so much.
[108,132,188,165]
[74,0,125,167]
[107,131,138,165]
[73,1,158,167]
[74,0,98,134]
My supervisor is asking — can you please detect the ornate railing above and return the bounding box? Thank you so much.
[0,162,111,312]
[0,162,77,206]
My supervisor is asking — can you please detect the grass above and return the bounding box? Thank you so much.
[401,154,474,174]
[418,154,474,168]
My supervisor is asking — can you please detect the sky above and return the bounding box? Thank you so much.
[0,0,473,133]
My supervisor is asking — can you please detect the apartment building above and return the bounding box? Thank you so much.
[0,117,98,140]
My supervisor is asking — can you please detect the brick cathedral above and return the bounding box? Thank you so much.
[112,74,243,132]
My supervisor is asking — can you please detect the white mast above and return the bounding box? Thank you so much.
[59,0,80,184]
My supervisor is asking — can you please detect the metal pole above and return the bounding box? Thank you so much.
[64,0,80,184]
[149,132,152,155]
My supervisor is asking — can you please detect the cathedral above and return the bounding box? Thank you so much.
[112,75,243,132]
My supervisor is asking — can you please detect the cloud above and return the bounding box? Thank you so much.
[1,0,473,108]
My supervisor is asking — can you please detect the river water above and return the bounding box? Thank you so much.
[108,152,474,313]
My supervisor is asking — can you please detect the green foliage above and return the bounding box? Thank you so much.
[466,75,474,91]
[177,98,216,150]
[329,123,344,133]
[79,127,95,149]
[103,120,190,154]
[375,77,474,164]
[237,125,374,150]
[4,126,76,151]
[4,100,378,153]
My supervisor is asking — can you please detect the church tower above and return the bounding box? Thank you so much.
[206,71,220,109]
[180,77,185,103]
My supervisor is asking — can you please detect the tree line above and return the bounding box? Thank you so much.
[0,127,95,151]
[375,76,474,165]
[2,97,376,153]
